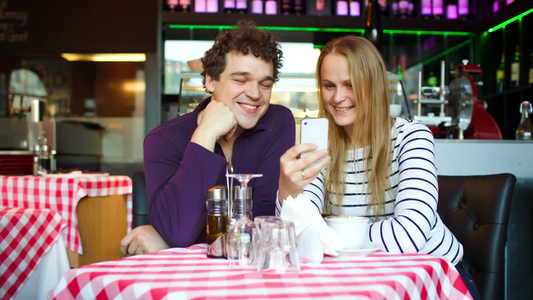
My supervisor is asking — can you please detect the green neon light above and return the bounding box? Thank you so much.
[168,24,364,33]
[383,29,470,36]
[421,39,471,66]
[168,24,469,36]
[487,8,533,33]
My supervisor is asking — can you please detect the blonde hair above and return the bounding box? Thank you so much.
[316,36,391,220]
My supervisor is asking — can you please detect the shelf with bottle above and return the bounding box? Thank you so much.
[162,7,478,33]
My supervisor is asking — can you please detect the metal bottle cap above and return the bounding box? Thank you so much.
[207,186,227,201]
[233,185,251,200]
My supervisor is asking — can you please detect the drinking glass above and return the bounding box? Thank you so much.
[226,172,261,224]
[254,215,282,232]
[258,220,300,272]
[225,173,263,268]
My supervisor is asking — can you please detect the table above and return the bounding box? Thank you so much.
[49,244,473,300]
[0,175,132,266]
[0,207,68,300]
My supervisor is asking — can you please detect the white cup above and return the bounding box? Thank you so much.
[390,104,402,117]
[324,216,369,250]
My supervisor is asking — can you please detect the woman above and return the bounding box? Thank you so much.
[276,35,479,299]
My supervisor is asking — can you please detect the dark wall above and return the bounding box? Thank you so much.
[0,0,158,54]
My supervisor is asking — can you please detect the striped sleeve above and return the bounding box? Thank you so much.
[275,168,326,216]
[369,122,438,254]
[303,169,326,214]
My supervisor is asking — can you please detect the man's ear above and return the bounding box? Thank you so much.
[205,74,215,93]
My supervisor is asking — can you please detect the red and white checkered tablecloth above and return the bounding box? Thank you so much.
[48,244,472,300]
[1,207,65,300]
[0,175,132,254]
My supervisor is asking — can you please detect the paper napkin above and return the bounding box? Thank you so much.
[280,193,344,263]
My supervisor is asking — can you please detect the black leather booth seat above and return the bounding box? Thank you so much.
[437,173,516,300]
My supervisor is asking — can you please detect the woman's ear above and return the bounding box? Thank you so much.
[205,74,215,93]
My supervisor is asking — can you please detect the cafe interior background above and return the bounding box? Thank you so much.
[0,0,532,299]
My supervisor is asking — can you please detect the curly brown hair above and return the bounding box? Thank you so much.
[201,20,283,88]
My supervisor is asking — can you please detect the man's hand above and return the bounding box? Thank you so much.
[120,225,169,256]
[192,99,237,151]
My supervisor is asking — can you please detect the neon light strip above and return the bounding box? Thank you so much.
[383,29,470,36]
[168,24,470,36]
[487,8,533,33]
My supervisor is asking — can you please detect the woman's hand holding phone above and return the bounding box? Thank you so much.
[278,118,331,204]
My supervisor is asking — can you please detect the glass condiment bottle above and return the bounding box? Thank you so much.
[206,186,228,258]
[226,186,260,267]
[38,133,51,173]
[516,101,533,141]
[32,144,40,176]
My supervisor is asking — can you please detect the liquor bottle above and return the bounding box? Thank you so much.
[336,0,349,15]
[251,0,264,13]
[493,0,499,13]
[207,0,219,12]
[293,0,305,14]
[179,0,192,11]
[166,0,179,11]
[391,0,398,16]
[496,53,505,92]
[397,0,409,17]
[195,0,207,12]
[446,0,458,19]
[236,0,248,11]
[349,0,361,16]
[529,53,533,84]
[378,0,388,17]
[282,0,293,14]
[265,0,278,14]
[223,0,236,11]
[206,186,228,259]
[458,0,469,19]
[407,0,414,16]
[516,101,533,140]
[420,0,431,18]
[433,0,444,19]
[510,45,520,88]
[365,0,383,51]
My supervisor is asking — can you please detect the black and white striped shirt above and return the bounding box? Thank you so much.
[277,118,463,265]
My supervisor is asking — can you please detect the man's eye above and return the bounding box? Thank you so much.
[261,83,273,89]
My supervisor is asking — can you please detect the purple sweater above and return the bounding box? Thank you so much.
[144,97,295,247]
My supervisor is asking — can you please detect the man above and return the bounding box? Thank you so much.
[121,21,295,255]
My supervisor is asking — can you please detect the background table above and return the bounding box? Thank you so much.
[0,175,132,267]
[1,207,68,300]
[49,244,472,300]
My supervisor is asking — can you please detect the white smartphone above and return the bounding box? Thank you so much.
[300,118,329,167]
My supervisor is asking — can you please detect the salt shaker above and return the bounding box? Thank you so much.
[206,186,228,258]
